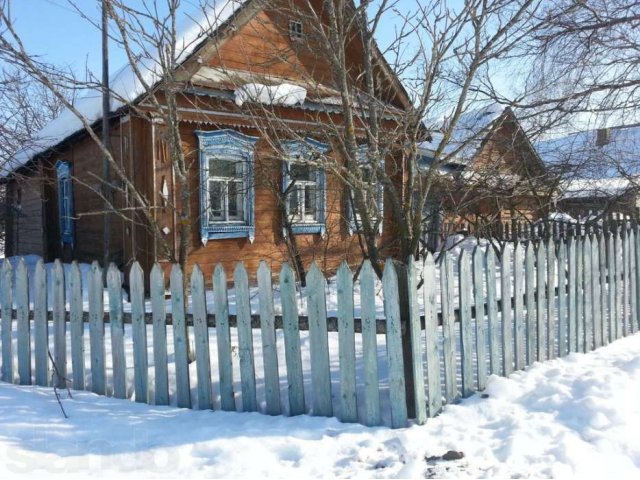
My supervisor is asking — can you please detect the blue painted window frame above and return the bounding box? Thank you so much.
[347,147,384,235]
[281,138,330,236]
[55,160,75,246]
[196,129,259,245]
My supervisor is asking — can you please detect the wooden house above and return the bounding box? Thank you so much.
[2,0,411,280]
[418,105,549,247]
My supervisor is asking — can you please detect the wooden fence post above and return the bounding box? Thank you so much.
[89,261,105,395]
[337,261,358,423]
[423,254,442,417]
[257,261,281,416]
[191,264,212,410]
[34,259,48,387]
[107,263,126,399]
[15,258,30,385]
[150,263,169,405]
[213,264,234,411]
[170,264,191,409]
[280,263,305,416]
[472,246,487,389]
[234,262,257,413]
[383,259,408,428]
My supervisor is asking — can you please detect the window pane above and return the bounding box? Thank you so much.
[209,181,224,220]
[290,163,312,181]
[304,185,316,218]
[209,158,240,178]
[288,186,300,217]
[228,181,244,220]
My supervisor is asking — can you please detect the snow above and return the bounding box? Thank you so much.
[3,0,248,177]
[536,124,640,180]
[559,177,637,200]
[234,83,307,107]
[2,333,640,477]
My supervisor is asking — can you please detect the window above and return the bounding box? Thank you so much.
[196,129,259,245]
[282,138,329,236]
[289,20,303,40]
[55,160,75,246]
[348,147,384,235]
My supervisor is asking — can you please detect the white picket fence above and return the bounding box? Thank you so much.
[0,228,639,428]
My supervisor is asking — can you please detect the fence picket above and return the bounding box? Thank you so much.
[307,262,333,417]
[636,227,640,332]
[130,262,148,403]
[459,251,474,397]
[513,243,525,370]
[631,228,638,335]
[623,228,631,336]
[191,265,213,410]
[280,263,305,416]
[607,232,616,342]
[599,233,608,346]
[234,262,257,413]
[52,260,66,389]
[583,236,593,352]
[486,248,500,374]
[536,242,546,361]
[34,259,48,387]
[360,260,381,425]
[213,264,235,411]
[567,237,577,353]
[383,259,408,428]
[150,264,169,405]
[1,260,13,383]
[89,261,105,395]
[501,245,514,376]
[557,241,567,358]
[336,261,358,423]
[68,262,84,390]
[575,238,584,352]
[424,254,442,417]
[170,264,191,409]
[546,238,556,359]
[15,258,30,385]
[257,261,281,416]
[525,242,536,365]
[591,236,602,349]
[107,263,126,399]
[441,252,458,402]
[615,231,623,339]
[472,247,487,389]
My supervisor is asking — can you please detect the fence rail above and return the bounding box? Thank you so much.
[1,226,639,428]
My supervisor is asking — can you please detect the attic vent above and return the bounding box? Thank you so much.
[289,20,303,40]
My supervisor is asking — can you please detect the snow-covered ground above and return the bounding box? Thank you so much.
[1,333,639,478]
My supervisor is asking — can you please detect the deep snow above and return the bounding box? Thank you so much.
[1,333,640,478]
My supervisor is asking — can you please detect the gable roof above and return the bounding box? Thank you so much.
[417,103,545,176]
[536,124,640,180]
[418,102,505,166]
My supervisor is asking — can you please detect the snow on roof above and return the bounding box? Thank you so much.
[2,0,248,177]
[418,102,506,166]
[559,177,638,200]
[536,124,640,179]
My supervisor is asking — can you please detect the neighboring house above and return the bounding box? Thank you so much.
[418,104,549,248]
[536,124,640,219]
[1,0,411,279]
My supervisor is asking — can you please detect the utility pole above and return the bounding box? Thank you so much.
[102,0,112,270]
